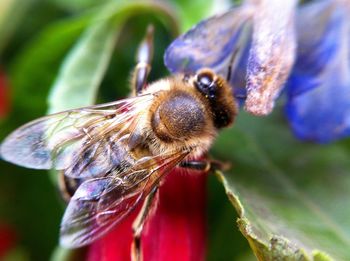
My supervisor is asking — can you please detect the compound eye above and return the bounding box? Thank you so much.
[195,72,216,99]
[197,72,213,88]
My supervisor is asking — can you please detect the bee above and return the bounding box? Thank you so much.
[0,26,237,250]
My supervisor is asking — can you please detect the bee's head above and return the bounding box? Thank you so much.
[149,69,237,146]
[191,69,237,129]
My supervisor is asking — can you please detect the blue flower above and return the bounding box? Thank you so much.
[164,0,350,143]
[285,0,350,143]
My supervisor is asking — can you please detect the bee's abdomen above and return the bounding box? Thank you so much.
[151,92,206,142]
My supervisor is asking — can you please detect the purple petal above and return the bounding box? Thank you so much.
[164,4,253,98]
[287,0,344,97]
[286,0,350,143]
[245,0,297,115]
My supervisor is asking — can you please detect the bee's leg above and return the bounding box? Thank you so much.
[131,186,159,261]
[132,25,154,95]
[179,159,231,172]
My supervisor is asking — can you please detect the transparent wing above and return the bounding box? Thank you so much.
[0,94,154,178]
[59,149,190,248]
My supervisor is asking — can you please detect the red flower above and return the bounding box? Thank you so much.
[0,69,10,118]
[87,169,207,261]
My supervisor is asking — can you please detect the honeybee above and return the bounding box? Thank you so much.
[0,27,237,250]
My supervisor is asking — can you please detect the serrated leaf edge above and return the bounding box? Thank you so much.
[215,170,334,261]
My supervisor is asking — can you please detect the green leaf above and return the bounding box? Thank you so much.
[212,110,350,260]
[48,1,179,113]
[7,13,92,125]
[170,0,235,32]
[207,175,251,260]
[47,13,118,113]
[170,0,212,32]
[49,0,108,12]
[0,0,34,54]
